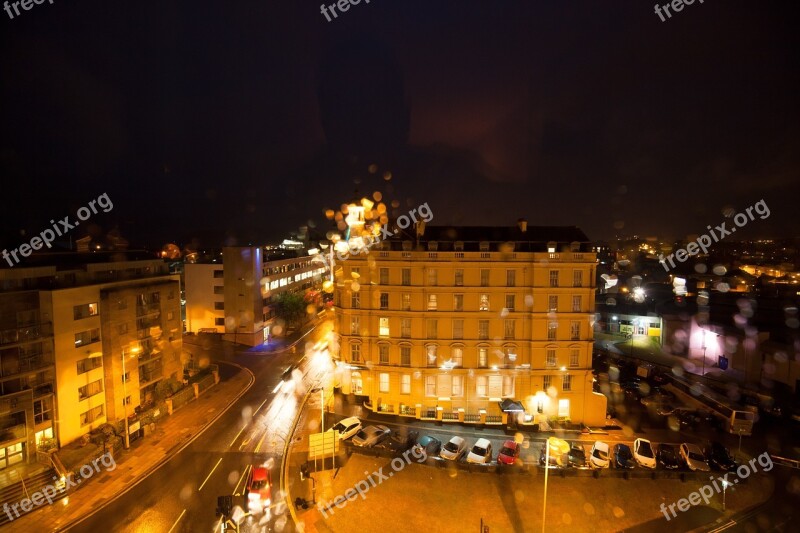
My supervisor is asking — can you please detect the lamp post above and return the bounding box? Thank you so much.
[542,437,552,533]
[721,478,730,511]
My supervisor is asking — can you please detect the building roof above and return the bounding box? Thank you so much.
[382,224,592,252]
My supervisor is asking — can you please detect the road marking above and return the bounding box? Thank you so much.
[198,457,223,491]
[255,397,271,418]
[254,430,267,453]
[167,509,186,533]
[229,423,248,448]
[233,465,251,497]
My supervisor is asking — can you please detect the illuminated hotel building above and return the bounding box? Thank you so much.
[333,217,608,426]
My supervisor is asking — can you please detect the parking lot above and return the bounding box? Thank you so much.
[302,452,771,533]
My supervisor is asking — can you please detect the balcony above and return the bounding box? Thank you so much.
[0,323,52,347]
[136,302,161,317]
[0,424,26,443]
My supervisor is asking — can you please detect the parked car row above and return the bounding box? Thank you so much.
[538,437,737,472]
[329,416,737,473]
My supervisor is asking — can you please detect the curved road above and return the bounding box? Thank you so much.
[68,337,315,533]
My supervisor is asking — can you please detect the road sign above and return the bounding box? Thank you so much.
[309,432,339,458]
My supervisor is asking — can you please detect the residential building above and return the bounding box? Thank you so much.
[0,253,182,467]
[184,247,327,345]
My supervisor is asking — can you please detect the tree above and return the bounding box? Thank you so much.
[274,292,307,329]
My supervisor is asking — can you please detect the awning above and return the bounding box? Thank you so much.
[498,399,525,412]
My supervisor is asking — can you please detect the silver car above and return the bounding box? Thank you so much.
[351,425,391,447]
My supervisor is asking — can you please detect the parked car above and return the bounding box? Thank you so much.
[376,430,419,455]
[413,435,442,458]
[327,416,362,441]
[568,443,587,468]
[633,438,657,469]
[497,440,521,465]
[540,438,571,467]
[657,443,683,470]
[245,465,272,513]
[613,443,636,469]
[589,441,610,469]
[705,441,737,472]
[352,425,391,447]
[440,436,468,460]
[680,443,711,472]
[466,438,493,464]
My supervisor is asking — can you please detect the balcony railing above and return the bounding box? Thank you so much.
[136,303,161,317]
[0,323,52,346]
[0,424,26,443]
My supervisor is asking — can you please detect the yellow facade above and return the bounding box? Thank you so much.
[334,243,608,426]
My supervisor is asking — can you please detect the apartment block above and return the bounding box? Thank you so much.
[184,247,327,346]
[0,253,182,468]
[333,223,608,426]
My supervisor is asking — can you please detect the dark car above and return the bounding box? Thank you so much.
[376,430,419,455]
[706,441,737,472]
[568,443,587,468]
[657,443,682,470]
[613,443,636,469]
[413,435,442,458]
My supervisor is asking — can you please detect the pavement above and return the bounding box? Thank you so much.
[284,384,776,533]
[1,360,254,531]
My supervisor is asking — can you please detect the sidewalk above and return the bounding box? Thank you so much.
[1,363,253,532]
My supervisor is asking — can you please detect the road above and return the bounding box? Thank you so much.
[68,337,317,533]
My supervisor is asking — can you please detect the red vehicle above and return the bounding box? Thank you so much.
[246,466,272,513]
[497,440,521,465]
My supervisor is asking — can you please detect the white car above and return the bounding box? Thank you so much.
[466,438,493,464]
[680,443,711,472]
[589,441,610,469]
[327,416,362,441]
[440,436,467,460]
[633,438,657,469]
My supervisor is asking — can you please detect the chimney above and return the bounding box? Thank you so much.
[517,218,527,233]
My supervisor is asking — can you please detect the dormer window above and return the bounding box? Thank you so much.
[454,241,464,251]
[479,241,490,252]
[428,241,438,251]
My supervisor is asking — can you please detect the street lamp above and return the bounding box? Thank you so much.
[121,345,140,449]
[721,478,731,510]
[542,437,552,533]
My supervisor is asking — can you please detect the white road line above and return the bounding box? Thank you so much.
[198,457,223,491]
[167,509,186,533]
[229,423,247,448]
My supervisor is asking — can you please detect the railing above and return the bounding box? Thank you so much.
[485,415,503,424]
[376,404,395,413]
[0,424,26,442]
[442,412,459,421]
[0,323,52,346]
[464,414,481,423]
[136,303,161,317]
[399,405,415,416]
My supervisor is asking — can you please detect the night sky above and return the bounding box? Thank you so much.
[1,0,798,252]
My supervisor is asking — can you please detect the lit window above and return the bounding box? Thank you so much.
[476,376,488,397]
[426,375,436,396]
[351,316,360,335]
[428,294,438,310]
[402,293,411,310]
[451,346,463,367]
[379,317,390,337]
[572,295,582,312]
[379,373,390,393]
[452,375,463,396]
[502,376,514,397]
[351,343,361,362]
[401,374,411,394]
[478,347,488,368]
[479,294,489,311]
[548,295,558,311]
